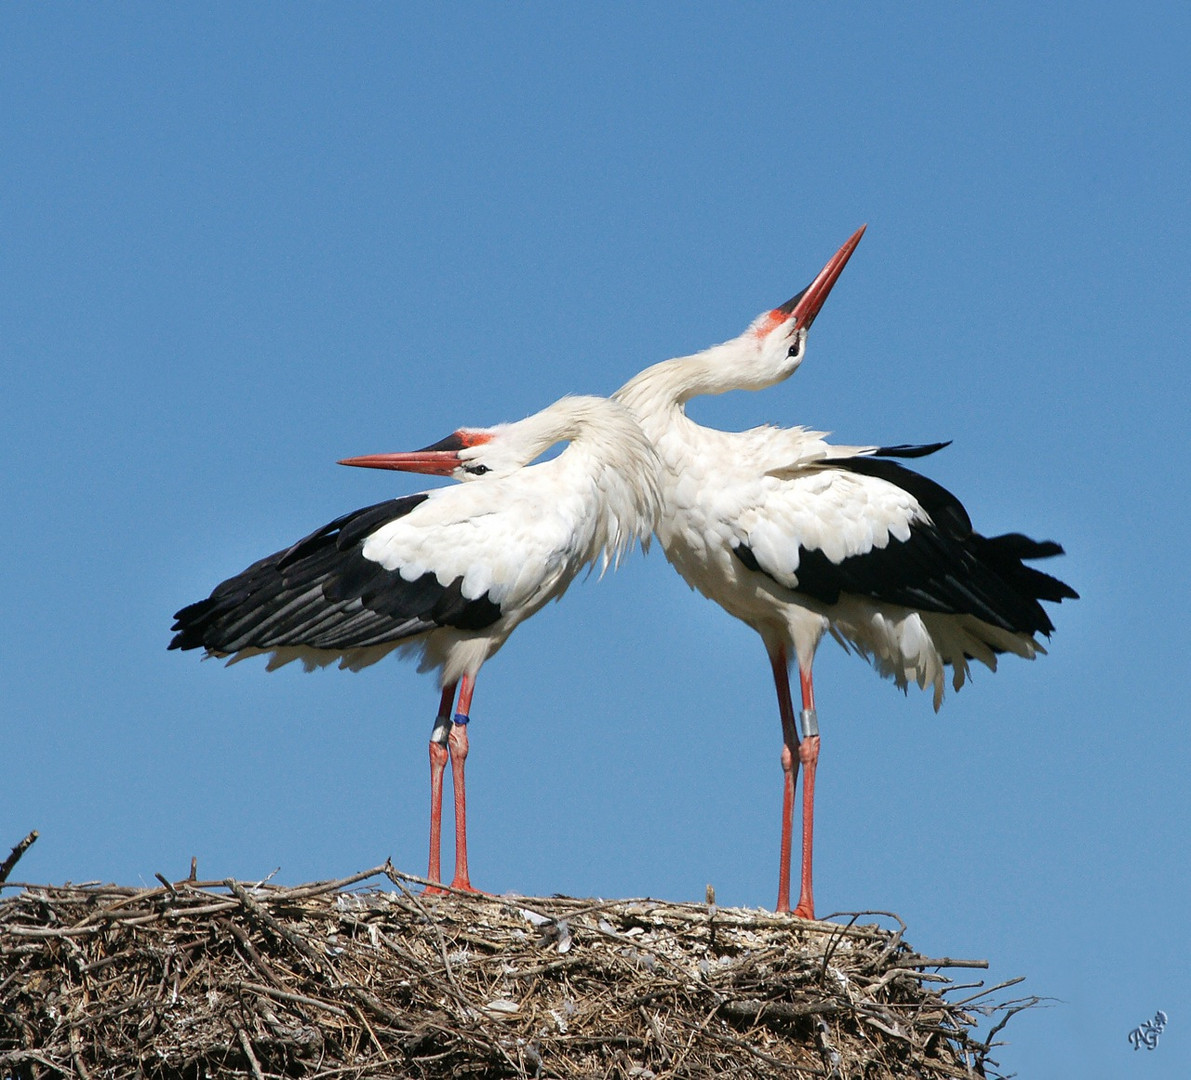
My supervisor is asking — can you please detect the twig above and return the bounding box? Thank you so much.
[0,1048,70,1074]
[901,955,989,969]
[68,1024,94,1080]
[982,994,1045,1048]
[276,864,391,901]
[949,976,1026,1009]
[234,1022,267,1080]
[238,981,351,1018]
[820,910,865,982]
[0,829,38,883]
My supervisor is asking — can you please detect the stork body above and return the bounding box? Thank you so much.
[615,229,1076,917]
[171,395,662,892]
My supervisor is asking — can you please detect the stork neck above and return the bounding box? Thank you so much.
[516,398,660,571]
[527,397,645,470]
[616,340,785,421]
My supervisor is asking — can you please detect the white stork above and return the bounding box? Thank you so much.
[615,228,1077,918]
[170,395,661,893]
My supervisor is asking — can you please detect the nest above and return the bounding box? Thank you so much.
[0,863,1035,1079]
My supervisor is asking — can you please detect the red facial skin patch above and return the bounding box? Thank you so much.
[754,308,793,339]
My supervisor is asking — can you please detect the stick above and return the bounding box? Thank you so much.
[238,981,351,1018]
[901,955,989,969]
[0,829,38,883]
[234,1023,266,1080]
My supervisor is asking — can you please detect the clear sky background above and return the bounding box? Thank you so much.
[3,5,1188,1076]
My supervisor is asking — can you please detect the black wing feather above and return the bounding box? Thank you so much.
[735,456,1077,636]
[169,494,502,655]
[868,441,952,459]
[831,455,973,536]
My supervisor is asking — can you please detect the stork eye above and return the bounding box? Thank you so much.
[464,464,490,475]
[787,342,800,358]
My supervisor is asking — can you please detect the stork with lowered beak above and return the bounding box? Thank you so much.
[171,395,662,893]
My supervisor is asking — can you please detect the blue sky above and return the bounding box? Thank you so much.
[3,5,1188,1075]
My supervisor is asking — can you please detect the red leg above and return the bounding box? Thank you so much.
[793,666,820,920]
[768,645,800,914]
[425,682,457,895]
[447,673,480,893]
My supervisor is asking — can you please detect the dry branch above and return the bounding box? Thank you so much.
[0,862,1034,1078]
[0,831,38,884]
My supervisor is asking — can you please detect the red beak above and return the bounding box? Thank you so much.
[775,224,867,331]
[337,450,461,476]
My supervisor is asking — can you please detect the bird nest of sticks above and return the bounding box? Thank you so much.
[1,862,1035,1080]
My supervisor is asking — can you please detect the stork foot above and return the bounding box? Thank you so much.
[447,877,483,894]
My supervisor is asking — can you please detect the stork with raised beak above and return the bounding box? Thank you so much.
[615,228,1077,917]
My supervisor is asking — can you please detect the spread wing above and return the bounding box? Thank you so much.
[169,494,503,655]
[733,450,1077,636]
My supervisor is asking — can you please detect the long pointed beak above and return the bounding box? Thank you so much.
[337,451,460,476]
[776,224,867,331]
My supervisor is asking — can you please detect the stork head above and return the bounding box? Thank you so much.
[728,225,866,391]
[338,397,630,482]
[338,427,520,481]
